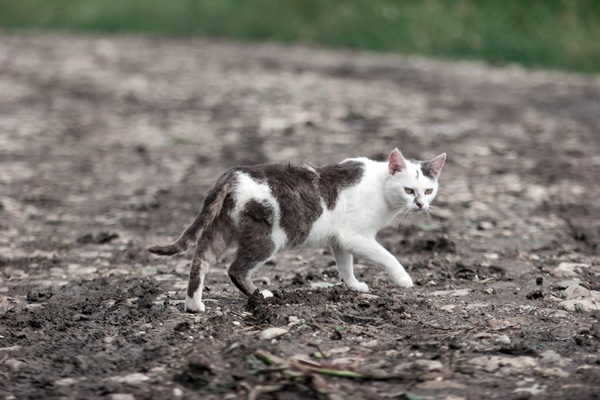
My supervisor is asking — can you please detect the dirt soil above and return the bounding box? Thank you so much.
[1,33,600,400]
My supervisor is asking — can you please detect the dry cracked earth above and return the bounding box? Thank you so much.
[0,33,600,400]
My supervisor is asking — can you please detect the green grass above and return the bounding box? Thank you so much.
[0,0,599,73]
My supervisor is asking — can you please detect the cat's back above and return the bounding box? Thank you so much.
[227,159,367,248]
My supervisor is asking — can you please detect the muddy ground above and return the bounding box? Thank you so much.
[0,33,599,400]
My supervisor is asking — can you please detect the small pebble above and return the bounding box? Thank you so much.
[536,277,543,285]
[5,359,26,371]
[259,327,288,340]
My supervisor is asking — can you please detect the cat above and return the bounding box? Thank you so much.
[148,148,446,312]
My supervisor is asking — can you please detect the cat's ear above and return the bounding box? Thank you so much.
[388,148,407,175]
[423,153,446,179]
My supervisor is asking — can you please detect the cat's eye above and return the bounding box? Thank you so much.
[404,188,415,195]
[424,189,433,195]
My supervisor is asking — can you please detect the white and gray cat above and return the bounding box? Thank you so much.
[148,148,446,312]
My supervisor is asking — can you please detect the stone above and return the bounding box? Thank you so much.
[110,395,136,400]
[5,359,26,371]
[469,355,537,372]
[329,346,351,354]
[415,379,466,390]
[536,367,569,378]
[513,383,546,395]
[560,300,600,312]
[551,262,590,278]
[539,350,571,366]
[558,285,600,312]
[439,304,456,312]
[356,293,381,301]
[494,335,511,345]
[478,221,495,231]
[359,340,378,348]
[109,372,150,385]
[55,377,87,386]
[563,284,600,300]
[429,288,472,297]
[258,327,288,340]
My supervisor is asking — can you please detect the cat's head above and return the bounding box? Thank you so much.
[385,148,446,212]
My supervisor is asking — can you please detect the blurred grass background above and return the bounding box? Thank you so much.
[0,0,599,73]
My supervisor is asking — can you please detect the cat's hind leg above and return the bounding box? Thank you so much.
[228,200,277,298]
[186,230,231,313]
[331,245,369,292]
[228,254,274,298]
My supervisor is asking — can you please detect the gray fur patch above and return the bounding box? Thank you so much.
[228,199,276,296]
[241,164,322,246]
[316,161,364,209]
[420,160,436,179]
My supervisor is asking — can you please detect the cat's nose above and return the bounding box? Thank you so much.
[416,202,424,209]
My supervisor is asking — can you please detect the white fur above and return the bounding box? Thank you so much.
[231,172,289,251]
[186,289,205,313]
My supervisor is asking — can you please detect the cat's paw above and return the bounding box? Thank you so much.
[261,289,274,298]
[393,274,414,288]
[347,281,370,293]
[185,296,206,313]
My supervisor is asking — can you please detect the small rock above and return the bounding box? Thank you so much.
[329,346,351,354]
[5,359,26,371]
[173,388,183,397]
[360,340,378,348]
[559,284,600,312]
[536,277,543,285]
[539,350,571,367]
[523,185,549,203]
[110,395,135,400]
[561,298,600,312]
[513,383,546,395]
[440,304,456,312]
[356,293,381,301]
[109,372,150,385]
[478,221,494,231]
[415,380,466,390]
[466,303,489,309]
[494,335,511,345]
[550,310,569,319]
[331,357,358,366]
[258,327,288,340]
[536,367,569,378]
[429,288,472,297]
[551,262,590,278]
[55,377,87,386]
[73,313,89,322]
[563,284,600,300]
[470,355,537,372]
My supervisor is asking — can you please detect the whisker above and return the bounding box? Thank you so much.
[427,206,442,222]
[397,208,411,229]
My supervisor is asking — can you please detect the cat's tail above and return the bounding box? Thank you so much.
[147,171,235,256]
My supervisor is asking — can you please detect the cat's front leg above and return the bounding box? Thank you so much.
[344,239,413,288]
[330,245,369,292]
